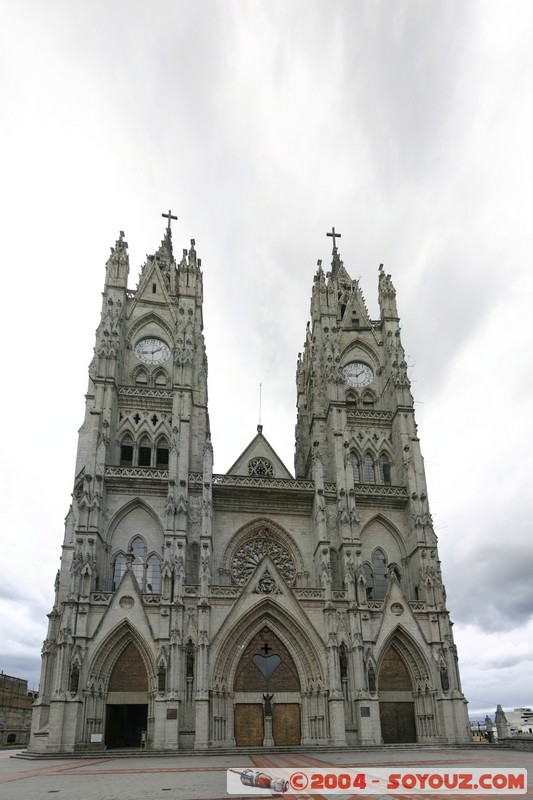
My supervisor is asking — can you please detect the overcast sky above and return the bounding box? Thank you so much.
[1,0,532,719]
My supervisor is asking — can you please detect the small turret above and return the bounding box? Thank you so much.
[378,263,399,319]
[105,231,129,289]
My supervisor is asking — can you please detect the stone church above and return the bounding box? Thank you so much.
[30,219,469,752]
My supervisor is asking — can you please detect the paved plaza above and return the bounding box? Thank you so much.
[0,746,531,800]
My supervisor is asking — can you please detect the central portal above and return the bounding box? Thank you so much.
[233,626,301,747]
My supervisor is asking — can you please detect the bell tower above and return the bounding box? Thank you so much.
[31,215,214,752]
[295,229,439,560]
[295,231,466,744]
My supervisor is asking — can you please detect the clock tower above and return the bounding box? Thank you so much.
[294,234,465,743]
[30,220,469,753]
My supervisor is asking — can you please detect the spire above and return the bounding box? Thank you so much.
[137,213,178,293]
[326,227,342,278]
[326,227,351,283]
[157,208,177,261]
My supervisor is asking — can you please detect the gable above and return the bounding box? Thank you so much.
[226,429,293,478]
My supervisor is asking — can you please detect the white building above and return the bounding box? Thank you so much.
[30,222,470,752]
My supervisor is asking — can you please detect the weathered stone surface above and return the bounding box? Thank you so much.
[30,226,469,754]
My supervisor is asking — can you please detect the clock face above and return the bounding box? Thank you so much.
[342,361,374,388]
[134,338,170,365]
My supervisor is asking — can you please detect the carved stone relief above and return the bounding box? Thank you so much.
[231,530,296,586]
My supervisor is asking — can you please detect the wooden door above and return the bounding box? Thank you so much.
[234,704,264,746]
[380,702,416,743]
[272,704,300,746]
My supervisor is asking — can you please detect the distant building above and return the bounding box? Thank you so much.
[0,673,37,745]
[505,708,533,735]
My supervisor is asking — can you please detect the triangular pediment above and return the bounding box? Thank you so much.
[131,256,176,320]
[210,555,325,668]
[226,429,293,478]
[343,281,373,329]
[90,566,156,643]
[373,576,428,657]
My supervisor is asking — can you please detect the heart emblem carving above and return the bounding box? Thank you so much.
[252,654,281,679]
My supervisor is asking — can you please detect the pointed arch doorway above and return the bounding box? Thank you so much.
[234,626,301,746]
[378,644,417,743]
[105,642,149,749]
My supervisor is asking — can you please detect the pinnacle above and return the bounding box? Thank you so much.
[112,231,128,252]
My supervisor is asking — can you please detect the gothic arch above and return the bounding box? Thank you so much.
[340,340,380,370]
[220,518,305,587]
[361,391,377,410]
[127,312,174,349]
[105,498,163,545]
[210,598,325,694]
[376,625,433,693]
[360,514,407,559]
[87,620,156,692]
[132,364,149,384]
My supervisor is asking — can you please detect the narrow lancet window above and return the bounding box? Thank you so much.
[138,435,151,467]
[156,437,169,468]
[120,434,134,466]
[363,453,375,483]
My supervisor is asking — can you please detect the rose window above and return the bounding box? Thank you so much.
[231,530,296,586]
[248,457,274,477]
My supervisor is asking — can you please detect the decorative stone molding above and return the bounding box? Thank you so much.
[118,387,174,400]
[231,533,296,587]
[188,472,313,490]
[105,466,169,479]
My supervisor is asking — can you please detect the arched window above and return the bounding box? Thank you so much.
[130,536,146,588]
[146,554,161,593]
[350,451,360,482]
[113,553,127,589]
[186,542,200,585]
[362,562,374,599]
[346,393,357,410]
[379,453,391,485]
[138,435,152,467]
[363,453,375,483]
[156,437,169,468]
[154,371,167,388]
[372,548,388,599]
[135,369,148,386]
[120,434,134,466]
[362,392,374,409]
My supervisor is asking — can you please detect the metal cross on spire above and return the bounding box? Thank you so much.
[162,209,178,231]
[326,227,342,250]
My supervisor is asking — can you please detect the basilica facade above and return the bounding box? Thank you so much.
[30,222,469,752]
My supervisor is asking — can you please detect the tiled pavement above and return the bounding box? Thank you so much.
[0,746,531,800]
